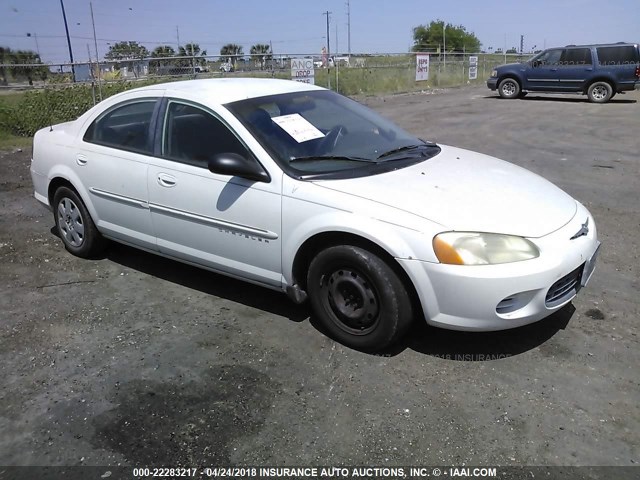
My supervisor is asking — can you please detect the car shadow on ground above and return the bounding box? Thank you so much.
[105,242,309,323]
[97,241,572,361]
[389,304,574,360]
[485,95,637,104]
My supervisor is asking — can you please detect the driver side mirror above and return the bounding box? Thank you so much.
[208,153,270,183]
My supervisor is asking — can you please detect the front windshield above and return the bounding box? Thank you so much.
[226,89,439,178]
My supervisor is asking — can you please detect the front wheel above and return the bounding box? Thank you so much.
[53,186,106,258]
[498,78,521,99]
[307,245,413,351]
[587,81,613,103]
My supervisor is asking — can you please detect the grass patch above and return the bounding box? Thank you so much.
[0,129,31,151]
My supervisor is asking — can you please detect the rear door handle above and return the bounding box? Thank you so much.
[76,154,88,166]
[157,173,177,187]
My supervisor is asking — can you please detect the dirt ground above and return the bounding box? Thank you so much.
[0,86,639,473]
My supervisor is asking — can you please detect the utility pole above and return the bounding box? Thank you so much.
[323,11,332,89]
[59,0,75,81]
[346,0,351,61]
[443,23,446,69]
[520,35,524,54]
[90,2,102,100]
[176,26,180,51]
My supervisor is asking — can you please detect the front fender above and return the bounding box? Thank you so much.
[281,195,437,284]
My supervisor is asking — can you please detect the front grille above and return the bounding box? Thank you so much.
[545,264,584,308]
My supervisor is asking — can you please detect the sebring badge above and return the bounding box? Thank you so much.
[570,218,589,240]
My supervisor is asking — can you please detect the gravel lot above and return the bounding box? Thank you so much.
[0,85,639,472]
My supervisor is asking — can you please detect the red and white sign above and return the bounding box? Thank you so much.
[416,54,430,81]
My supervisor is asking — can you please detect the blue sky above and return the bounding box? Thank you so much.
[1,0,638,63]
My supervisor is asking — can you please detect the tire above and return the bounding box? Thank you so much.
[53,186,106,258]
[307,245,413,351]
[498,78,521,99]
[587,81,613,103]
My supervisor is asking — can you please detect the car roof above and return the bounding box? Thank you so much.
[128,78,325,104]
[562,42,638,49]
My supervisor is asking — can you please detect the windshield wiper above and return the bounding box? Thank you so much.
[376,143,437,160]
[290,155,375,164]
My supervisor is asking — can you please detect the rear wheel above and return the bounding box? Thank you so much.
[587,81,613,103]
[498,78,521,99]
[307,245,413,351]
[53,186,106,258]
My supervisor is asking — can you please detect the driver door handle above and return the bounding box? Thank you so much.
[157,173,177,187]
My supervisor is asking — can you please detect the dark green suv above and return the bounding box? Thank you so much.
[487,43,640,103]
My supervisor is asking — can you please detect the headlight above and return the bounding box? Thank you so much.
[491,69,498,77]
[433,232,539,265]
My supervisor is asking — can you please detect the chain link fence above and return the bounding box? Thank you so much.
[0,52,524,137]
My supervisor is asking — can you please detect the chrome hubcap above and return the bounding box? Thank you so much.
[57,197,85,247]
[502,81,516,96]
[592,85,607,100]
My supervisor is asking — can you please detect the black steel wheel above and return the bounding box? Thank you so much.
[307,245,413,351]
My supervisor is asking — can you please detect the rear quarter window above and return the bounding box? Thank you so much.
[596,46,640,65]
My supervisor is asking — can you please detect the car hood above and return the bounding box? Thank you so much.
[310,145,577,238]
[497,62,525,69]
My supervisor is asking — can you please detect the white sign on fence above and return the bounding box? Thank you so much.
[468,56,478,80]
[291,58,315,84]
[415,54,430,81]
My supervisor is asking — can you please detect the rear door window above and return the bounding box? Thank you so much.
[83,100,157,154]
[560,48,592,66]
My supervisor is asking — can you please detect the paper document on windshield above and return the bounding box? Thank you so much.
[272,114,325,143]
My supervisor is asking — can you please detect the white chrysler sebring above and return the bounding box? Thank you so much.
[31,78,600,351]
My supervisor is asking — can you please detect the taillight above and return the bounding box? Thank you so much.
[636,65,640,78]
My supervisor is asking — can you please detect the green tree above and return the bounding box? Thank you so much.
[151,45,175,58]
[412,20,481,53]
[104,41,149,77]
[150,45,177,73]
[0,46,12,85]
[10,49,47,86]
[250,43,271,70]
[178,43,207,67]
[104,41,149,61]
[220,43,244,67]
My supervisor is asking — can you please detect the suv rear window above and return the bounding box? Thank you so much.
[596,46,640,65]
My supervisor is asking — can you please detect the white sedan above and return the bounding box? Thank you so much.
[30,78,600,351]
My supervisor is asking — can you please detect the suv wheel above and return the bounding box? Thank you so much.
[307,245,413,351]
[498,78,521,99]
[587,81,613,103]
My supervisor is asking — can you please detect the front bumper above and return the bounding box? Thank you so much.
[399,203,600,331]
[487,77,498,91]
